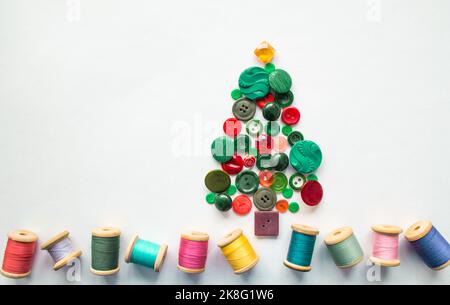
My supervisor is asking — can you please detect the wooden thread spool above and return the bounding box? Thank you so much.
[41,230,82,271]
[324,227,364,269]
[369,225,402,267]
[284,224,319,272]
[405,220,450,270]
[124,234,168,272]
[177,231,209,274]
[1,230,38,279]
[217,229,259,274]
[90,227,121,276]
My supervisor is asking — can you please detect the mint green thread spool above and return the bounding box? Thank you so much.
[324,227,364,268]
[125,235,168,272]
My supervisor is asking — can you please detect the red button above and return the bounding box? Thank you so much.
[301,180,323,206]
[256,92,274,109]
[232,195,252,215]
[223,118,242,137]
[243,155,256,168]
[221,154,244,175]
[281,107,300,125]
[255,134,273,155]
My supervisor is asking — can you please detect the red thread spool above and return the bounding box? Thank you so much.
[1,230,38,279]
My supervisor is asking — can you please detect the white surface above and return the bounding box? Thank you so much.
[0,0,449,285]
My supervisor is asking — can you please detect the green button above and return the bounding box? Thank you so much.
[214,193,232,211]
[264,63,275,73]
[231,89,242,100]
[239,67,270,101]
[262,102,281,121]
[270,172,288,193]
[289,173,306,190]
[235,170,259,194]
[289,202,300,213]
[307,174,318,181]
[275,91,294,108]
[226,184,237,196]
[206,193,216,204]
[282,188,293,199]
[253,187,277,211]
[282,125,293,136]
[290,140,323,174]
[232,98,256,121]
[211,136,234,162]
[273,153,289,171]
[256,154,275,170]
[204,170,231,193]
[234,134,251,155]
[265,121,280,136]
[287,131,304,146]
[269,69,292,94]
[246,119,263,137]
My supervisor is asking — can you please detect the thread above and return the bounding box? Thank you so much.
[369,225,402,267]
[284,224,319,272]
[125,235,168,272]
[41,231,82,270]
[325,227,363,268]
[177,231,209,273]
[217,229,258,274]
[91,227,121,276]
[1,230,38,279]
[406,221,450,270]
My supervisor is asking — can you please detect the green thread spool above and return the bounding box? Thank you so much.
[324,227,364,268]
[284,224,320,272]
[124,235,168,272]
[91,227,121,276]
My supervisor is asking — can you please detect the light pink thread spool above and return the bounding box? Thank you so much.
[369,225,403,267]
[177,231,209,273]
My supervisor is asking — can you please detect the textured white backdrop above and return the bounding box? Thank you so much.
[0,0,449,284]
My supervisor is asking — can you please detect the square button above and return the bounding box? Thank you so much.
[254,211,279,236]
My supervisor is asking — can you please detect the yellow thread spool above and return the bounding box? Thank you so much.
[217,229,258,274]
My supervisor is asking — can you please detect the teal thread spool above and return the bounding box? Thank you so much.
[284,224,319,272]
[324,227,364,268]
[124,235,168,272]
[91,227,121,276]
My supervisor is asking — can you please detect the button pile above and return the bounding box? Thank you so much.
[205,42,324,216]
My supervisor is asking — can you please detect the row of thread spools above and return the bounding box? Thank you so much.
[1,220,449,279]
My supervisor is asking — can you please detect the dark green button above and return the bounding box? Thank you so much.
[256,154,276,170]
[269,69,292,94]
[232,98,256,121]
[289,173,306,190]
[235,170,259,194]
[290,140,323,174]
[265,121,280,136]
[234,134,251,155]
[204,170,231,193]
[262,102,281,121]
[275,91,294,108]
[214,193,232,211]
[238,67,270,101]
[246,119,263,137]
[211,136,234,162]
[270,172,288,193]
[287,131,304,146]
[273,153,289,171]
[253,187,277,211]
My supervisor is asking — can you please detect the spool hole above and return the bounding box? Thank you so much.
[334,231,341,236]
[414,226,421,231]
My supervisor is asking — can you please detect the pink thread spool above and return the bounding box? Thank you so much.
[177,231,209,274]
[369,225,403,267]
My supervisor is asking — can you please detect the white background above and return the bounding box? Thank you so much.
[1,0,449,285]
